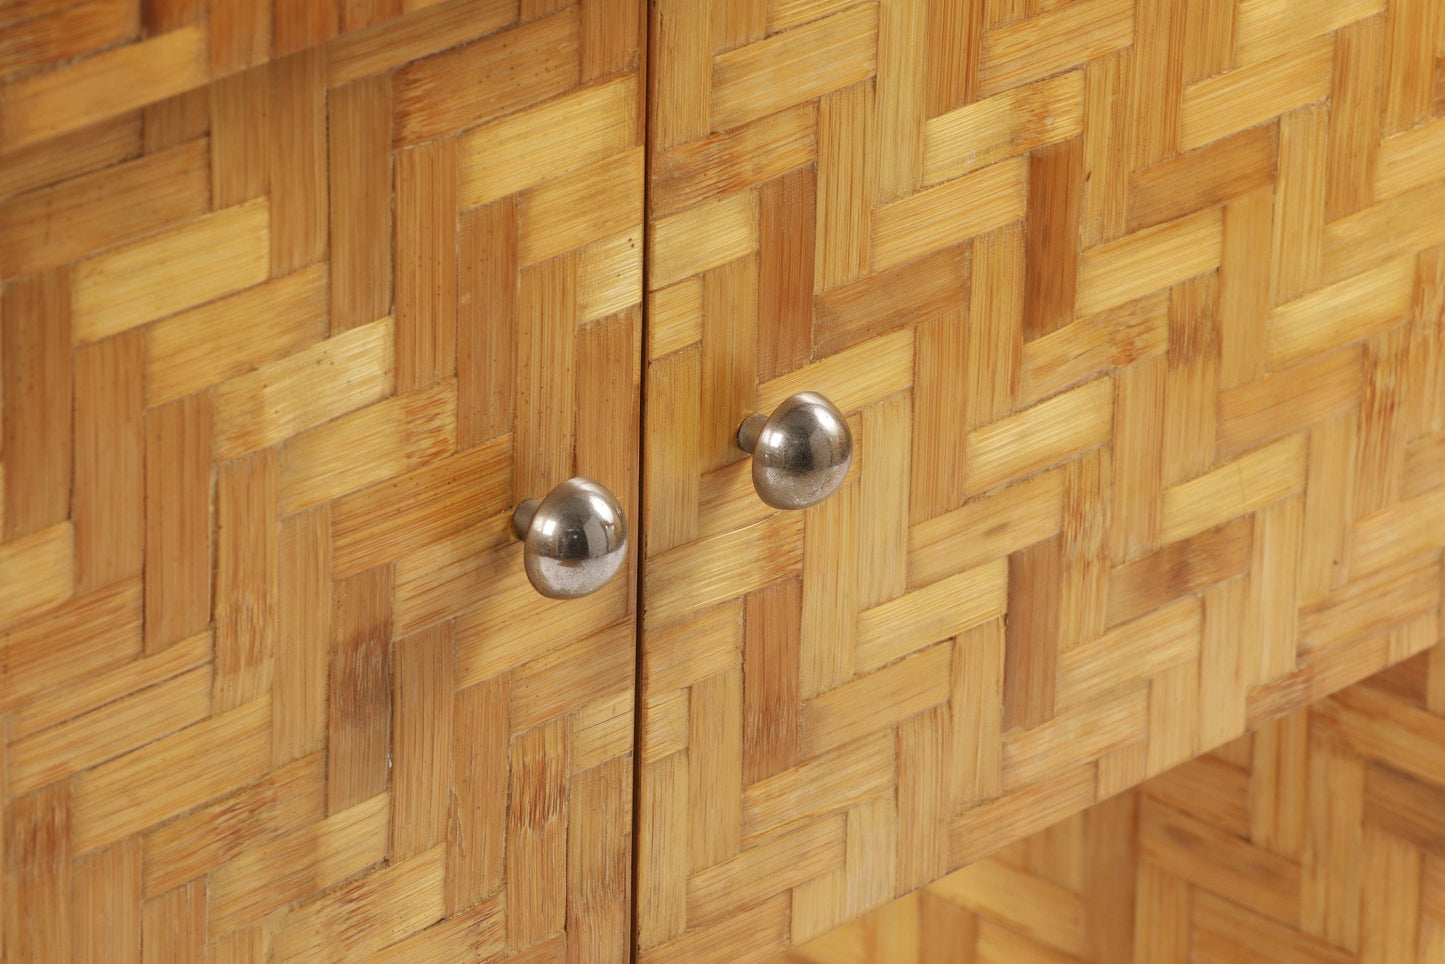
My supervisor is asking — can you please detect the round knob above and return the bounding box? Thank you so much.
[511,477,628,599]
[735,392,853,510]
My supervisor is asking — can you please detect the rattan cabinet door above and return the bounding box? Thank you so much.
[636,1,1445,961]
[0,4,643,961]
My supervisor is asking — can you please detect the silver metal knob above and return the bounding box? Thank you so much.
[511,477,628,599]
[735,392,853,510]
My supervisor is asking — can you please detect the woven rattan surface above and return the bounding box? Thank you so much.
[0,3,644,961]
[637,1,1445,960]
[784,648,1445,963]
[3,0,1445,961]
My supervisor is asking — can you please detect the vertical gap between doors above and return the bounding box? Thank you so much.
[629,3,656,961]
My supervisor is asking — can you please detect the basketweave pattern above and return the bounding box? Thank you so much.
[0,0,497,154]
[637,0,1445,960]
[784,648,1445,964]
[0,3,643,961]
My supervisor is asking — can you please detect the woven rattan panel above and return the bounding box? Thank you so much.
[0,3,643,960]
[783,646,1445,964]
[0,0,517,154]
[637,1,1445,961]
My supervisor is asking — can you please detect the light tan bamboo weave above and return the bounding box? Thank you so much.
[638,1,1445,960]
[784,647,1445,964]
[0,3,645,961]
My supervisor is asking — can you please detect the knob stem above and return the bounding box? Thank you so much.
[511,499,540,539]
[736,413,768,454]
